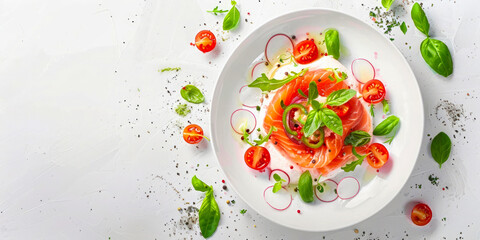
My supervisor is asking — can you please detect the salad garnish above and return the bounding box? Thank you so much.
[373,115,400,138]
[381,99,390,114]
[341,147,367,172]
[411,3,430,37]
[272,173,286,193]
[298,170,314,203]
[253,126,277,145]
[344,130,371,147]
[324,29,340,59]
[381,0,395,11]
[192,176,220,238]
[181,85,205,104]
[430,132,451,168]
[160,67,181,72]
[207,6,228,15]
[400,22,407,34]
[240,209,247,215]
[175,103,191,116]
[248,68,308,91]
[223,1,240,30]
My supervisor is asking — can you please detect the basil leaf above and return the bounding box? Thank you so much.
[369,104,375,117]
[181,85,205,104]
[308,81,319,104]
[344,130,371,147]
[373,115,400,136]
[303,110,322,137]
[254,126,277,145]
[298,89,308,98]
[199,188,220,238]
[192,175,211,192]
[325,89,356,106]
[382,0,395,11]
[311,100,321,110]
[431,132,451,168]
[272,182,282,193]
[324,29,340,59]
[273,173,281,182]
[341,148,366,172]
[248,68,308,91]
[420,38,453,77]
[411,2,430,36]
[298,170,314,203]
[400,22,407,34]
[223,1,240,30]
[320,108,343,136]
[382,99,390,114]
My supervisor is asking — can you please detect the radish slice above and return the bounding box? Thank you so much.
[230,109,257,134]
[337,177,360,200]
[269,169,290,186]
[239,85,262,108]
[351,58,375,84]
[251,61,269,80]
[263,185,292,211]
[314,179,338,202]
[265,34,294,64]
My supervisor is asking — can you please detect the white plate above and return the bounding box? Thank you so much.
[210,9,424,231]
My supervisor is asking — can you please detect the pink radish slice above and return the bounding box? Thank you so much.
[269,169,290,185]
[263,185,292,211]
[251,61,268,80]
[351,58,375,84]
[314,179,338,202]
[239,85,262,108]
[264,34,294,64]
[230,109,257,135]
[337,176,360,200]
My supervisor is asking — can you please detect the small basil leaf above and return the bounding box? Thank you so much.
[192,175,211,192]
[325,89,356,106]
[324,29,340,59]
[430,132,451,168]
[373,115,400,136]
[298,170,314,203]
[411,2,430,37]
[199,188,220,238]
[400,21,407,34]
[181,85,205,104]
[382,0,395,11]
[273,173,281,182]
[320,108,343,136]
[382,99,390,114]
[223,1,240,30]
[298,89,308,98]
[420,38,453,77]
[272,182,282,193]
[308,81,319,104]
[303,110,322,137]
[311,100,321,110]
[248,69,308,91]
[253,126,277,146]
[344,130,371,147]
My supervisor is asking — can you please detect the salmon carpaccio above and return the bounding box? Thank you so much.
[263,68,372,176]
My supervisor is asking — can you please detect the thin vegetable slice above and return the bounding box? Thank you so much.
[314,179,338,202]
[269,169,290,185]
[230,109,257,134]
[351,58,375,84]
[239,85,262,108]
[337,176,360,200]
[263,185,292,211]
[265,34,295,64]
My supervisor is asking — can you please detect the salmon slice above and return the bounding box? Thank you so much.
[263,68,372,174]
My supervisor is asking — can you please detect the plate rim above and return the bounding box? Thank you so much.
[209,7,424,232]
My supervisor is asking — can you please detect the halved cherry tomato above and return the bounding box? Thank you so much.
[183,124,205,144]
[362,79,386,104]
[366,143,389,168]
[411,203,432,226]
[195,30,216,53]
[293,39,319,64]
[244,146,270,170]
[327,102,351,117]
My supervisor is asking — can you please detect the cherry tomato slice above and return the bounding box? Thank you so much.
[366,143,389,168]
[327,101,351,117]
[195,30,216,53]
[361,79,386,104]
[183,124,204,144]
[411,203,432,226]
[293,39,319,64]
[244,146,271,170]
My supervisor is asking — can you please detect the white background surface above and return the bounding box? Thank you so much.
[0,0,479,239]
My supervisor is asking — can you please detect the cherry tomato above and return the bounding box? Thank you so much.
[244,146,271,170]
[366,143,389,168]
[411,203,432,226]
[361,79,386,104]
[327,102,351,117]
[183,124,204,144]
[195,30,216,53]
[293,39,319,64]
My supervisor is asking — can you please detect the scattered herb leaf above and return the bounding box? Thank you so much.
[420,38,453,77]
[181,85,205,104]
[223,1,240,30]
[160,67,181,72]
[175,104,191,117]
[400,21,407,34]
[411,2,430,37]
[344,130,371,147]
[207,6,228,15]
[382,0,395,11]
[430,132,451,168]
[248,68,308,91]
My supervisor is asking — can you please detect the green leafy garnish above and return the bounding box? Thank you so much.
[411,3,430,37]
[420,38,453,77]
[207,6,228,15]
[341,148,366,172]
[325,89,356,106]
[320,108,343,136]
[324,29,340,59]
[223,1,240,30]
[308,81,319,105]
[298,89,308,98]
[382,100,390,114]
[373,115,400,136]
[181,85,205,104]
[272,173,286,193]
[175,104,191,117]
[344,130,371,147]
[298,170,314,203]
[382,0,395,11]
[400,22,407,34]
[240,209,247,214]
[242,128,254,146]
[192,176,220,238]
[370,104,375,117]
[303,108,322,138]
[254,126,277,145]
[160,67,181,72]
[430,132,451,168]
[325,68,347,83]
[248,68,308,91]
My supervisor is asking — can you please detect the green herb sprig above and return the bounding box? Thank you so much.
[207,6,228,15]
[341,147,367,172]
[248,68,308,91]
[191,176,220,238]
[430,132,451,168]
[160,67,181,72]
[272,173,286,193]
